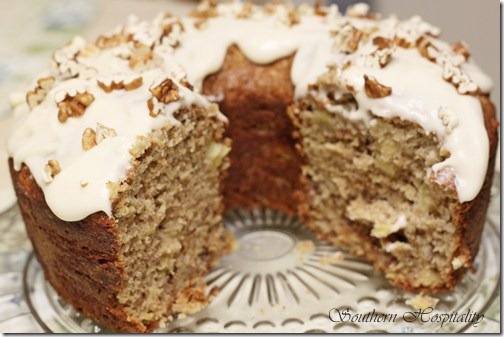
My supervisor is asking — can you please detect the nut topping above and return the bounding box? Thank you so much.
[26,76,55,110]
[417,36,438,62]
[95,123,117,144]
[441,60,478,95]
[314,0,327,16]
[147,98,158,117]
[150,78,180,104]
[43,159,61,183]
[96,31,129,49]
[364,75,392,98]
[129,50,163,71]
[57,92,94,123]
[82,128,97,150]
[343,27,363,54]
[287,9,300,26]
[190,0,218,19]
[97,76,143,93]
[180,78,194,91]
[451,41,470,60]
[372,36,393,50]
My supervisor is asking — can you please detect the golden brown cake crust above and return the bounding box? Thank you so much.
[9,161,146,332]
[448,95,499,284]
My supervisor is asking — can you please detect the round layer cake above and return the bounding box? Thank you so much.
[7,1,498,332]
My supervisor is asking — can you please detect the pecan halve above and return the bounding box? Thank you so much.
[364,75,392,98]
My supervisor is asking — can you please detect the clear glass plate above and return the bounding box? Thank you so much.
[0,177,500,333]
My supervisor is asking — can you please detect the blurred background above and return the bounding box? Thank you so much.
[0,0,500,113]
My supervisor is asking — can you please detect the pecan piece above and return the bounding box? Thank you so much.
[161,19,185,40]
[26,76,56,110]
[373,36,393,50]
[97,77,143,93]
[314,0,327,16]
[150,79,180,104]
[57,92,94,123]
[129,51,163,71]
[343,27,363,54]
[451,41,470,60]
[43,159,61,183]
[96,32,129,49]
[96,123,117,144]
[364,75,392,98]
[417,36,438,62]
[82,128,97,150]
[287,9,300,26]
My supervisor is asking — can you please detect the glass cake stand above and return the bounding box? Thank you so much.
[0,176,500,333]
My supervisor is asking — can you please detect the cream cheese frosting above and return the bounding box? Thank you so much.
[7,1,493,221]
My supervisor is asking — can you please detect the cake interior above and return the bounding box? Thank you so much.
[109,105,231,329]
[203,45,306,215]
[294,96,462,290]
[202,45,466,291]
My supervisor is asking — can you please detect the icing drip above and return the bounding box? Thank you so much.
[8,43,211,221]
[7,1,493,221]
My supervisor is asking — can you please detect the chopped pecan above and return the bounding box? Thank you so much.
[147,98,158,117]
[455,75,478,95]
[343,27,363,54]
[451,41,470,60]
[57,92,94,123]
[180,78,194,91]
[327,92,356,105]
[43,159,61,183]
[417,36,438,62]
[287,9,300,26]
[150,79,180,104]
[124,77,143,91]
[314,0,327,16]
[394,36,413,48]
[373,36,393,50]
[97,76,143,93]
[129,50,163,71]
[262,3,277,15]
[95,123,117,144]
[190,0,218,19]
[364,75,392,98]
[442,61,460,81]
[373,48,394,68]
[194,18,208,29]
[79,44,100,58]
[161,19,185,39]
[82,128,97,150]
[26,76,56,110]
[96,32,129,49]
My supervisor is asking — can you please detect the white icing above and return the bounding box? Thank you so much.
[339,49,488,202]
[7,2,493,221]
[8,54,210,221]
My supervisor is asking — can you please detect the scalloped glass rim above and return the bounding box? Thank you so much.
[22,206,500,333]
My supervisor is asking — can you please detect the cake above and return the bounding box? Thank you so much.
[7,1,498,333]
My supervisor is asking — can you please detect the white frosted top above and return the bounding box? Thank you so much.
[7,1,493,221]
